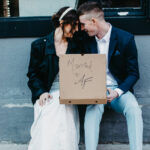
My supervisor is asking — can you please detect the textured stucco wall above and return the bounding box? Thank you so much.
[0,35,150,144]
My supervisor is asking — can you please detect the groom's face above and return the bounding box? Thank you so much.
[79,14,97,37]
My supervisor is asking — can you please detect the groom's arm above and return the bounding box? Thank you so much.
[118,35,140,93]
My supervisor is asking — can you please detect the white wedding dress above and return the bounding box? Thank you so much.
[28,73,79,150]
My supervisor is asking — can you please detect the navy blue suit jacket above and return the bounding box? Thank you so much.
[83,26,139,93]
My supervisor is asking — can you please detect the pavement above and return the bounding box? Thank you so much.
[0,143,150,150]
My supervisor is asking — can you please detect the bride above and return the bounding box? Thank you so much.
[27,7,80,150]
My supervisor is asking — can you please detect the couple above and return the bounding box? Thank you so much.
[27,2,143,150]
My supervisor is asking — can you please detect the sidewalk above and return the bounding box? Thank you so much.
[0,144,150,150]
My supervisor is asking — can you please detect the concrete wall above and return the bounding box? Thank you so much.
[19,0,76,16]
[0,35,150,144]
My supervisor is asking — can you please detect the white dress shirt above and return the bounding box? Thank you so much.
[95,24,123,96]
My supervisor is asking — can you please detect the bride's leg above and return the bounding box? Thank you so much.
[28,91,80,150]
[64,104,80,150]
[28,92,62,150]
[74,105,80,145]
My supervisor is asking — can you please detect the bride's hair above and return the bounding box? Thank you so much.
[52,7,78,32]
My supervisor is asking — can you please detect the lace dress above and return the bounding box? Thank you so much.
[28,73,79,150]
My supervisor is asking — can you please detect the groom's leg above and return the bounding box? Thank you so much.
[84,104,104,150]
[110,91,143,150]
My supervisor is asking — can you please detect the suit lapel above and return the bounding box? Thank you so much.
[45,31,56,55]
[86,27,117,56]
[108,26,117,65]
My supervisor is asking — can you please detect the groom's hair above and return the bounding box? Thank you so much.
[77,1,104,20]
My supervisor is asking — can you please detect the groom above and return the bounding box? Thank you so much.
[77,2,143,150]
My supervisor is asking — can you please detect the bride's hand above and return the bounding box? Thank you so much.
[39,92,53,106]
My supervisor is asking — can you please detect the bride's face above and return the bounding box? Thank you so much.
[63,22,78,38]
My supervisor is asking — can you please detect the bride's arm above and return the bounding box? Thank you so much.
[27,40,48,104]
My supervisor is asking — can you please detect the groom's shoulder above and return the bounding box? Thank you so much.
[112,26,133,39]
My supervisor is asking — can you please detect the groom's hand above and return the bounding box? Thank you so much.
[107,88,119,102]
